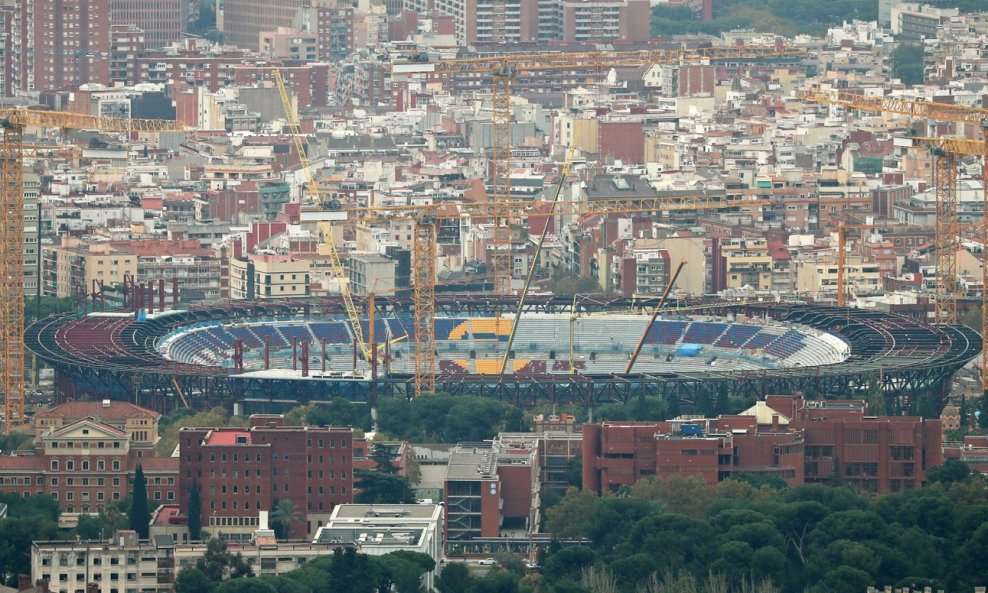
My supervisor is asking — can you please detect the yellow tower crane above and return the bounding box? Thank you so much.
[799,90,988,325]
[395,45,804,295]
[346,193,774,396]
[799,90,988,394]
[0,109,182,433]
[903,136,988,394]
[273,68,374,362]
[835,218,879,308]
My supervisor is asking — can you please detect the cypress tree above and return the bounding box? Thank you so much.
[130,464,150,539]
[188,483,202,540]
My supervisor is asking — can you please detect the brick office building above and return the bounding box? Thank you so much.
[178,416,354,541]
[33,401,160,445]
[0,412,178,514]
[443,441,538,540]
[583,395,941,495]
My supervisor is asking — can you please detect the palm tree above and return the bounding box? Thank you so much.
[270,499,303,539]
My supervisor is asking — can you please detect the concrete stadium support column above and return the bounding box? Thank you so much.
[159,279,165,311]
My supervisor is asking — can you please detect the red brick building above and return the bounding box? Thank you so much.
[598,120,645,165]
[0,413,178,515]
[178,416,354,540]
[583,395,942,495]
[12,0,112,92]
[132,44,252,91]
[444,442,537,540]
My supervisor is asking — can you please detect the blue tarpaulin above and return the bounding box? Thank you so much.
[676,344,703,357]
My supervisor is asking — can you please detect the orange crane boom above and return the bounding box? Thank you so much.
[395,45,804,294]
[0,109,181,434]
[801,89,988,395]
[365,192,773,395]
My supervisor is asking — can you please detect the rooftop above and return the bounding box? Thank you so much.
[332,504,441,520]
[446,443,498,481]
[314,526,426,547]
[36,400,159,421]
[204,430,252,445]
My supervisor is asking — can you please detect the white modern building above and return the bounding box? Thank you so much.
[313,504,444,590]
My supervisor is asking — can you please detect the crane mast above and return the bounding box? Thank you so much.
[0,109,180,433]
[801,90,988,396]
[273,69,372,361]
[395,45,804,294]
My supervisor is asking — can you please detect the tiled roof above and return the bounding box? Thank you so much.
[36,401,159,421]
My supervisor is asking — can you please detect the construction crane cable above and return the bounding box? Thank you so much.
[498,144,577,376]
[273,69,372,360]
[625,259,687,374]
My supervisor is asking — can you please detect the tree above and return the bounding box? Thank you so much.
[257,575,311,593]
[435,562,473,593]
[629,475,717,517]
[355,470,416,504]
[197,539,253,582]
[404,448,422,486]
[214,579,278,593]
[0,514,59,585]
[175,568,217,593]
[0,432,33,454]
[75,514,106,541]
[130,464,150,539]
[926,459,971,485]
[373,552,434,593]
[188,483,203,540]
[545,488,598,538]
[306,398,372,431]
[892,44,925,86]
[271,499,303,540]
[549,271,604,296]
[564,455,583,489]
[542,546,596,581]
[370,443,400,475]
[329,546,380,593]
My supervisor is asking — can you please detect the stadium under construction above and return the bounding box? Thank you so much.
[24,296,981,417]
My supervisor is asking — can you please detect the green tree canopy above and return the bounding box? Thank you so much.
[377,394,525,442]
[175,568,217,593]
[893,44,925,86]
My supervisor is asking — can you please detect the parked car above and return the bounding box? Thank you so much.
[478,558,497,566]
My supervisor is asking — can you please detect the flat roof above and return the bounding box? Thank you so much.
[315,526,425,547]
[332,504,441,520]
[151,504,181,526]
[446,445,496,481]
[205,430,251,445]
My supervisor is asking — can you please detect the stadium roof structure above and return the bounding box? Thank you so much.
[26,297,980,415]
